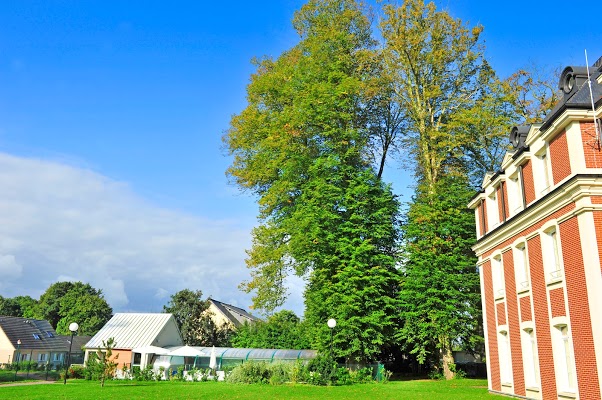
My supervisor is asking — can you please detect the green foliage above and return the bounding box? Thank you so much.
[68,365,86,379]
[225,1,401,363]
[132,365,155,381]
[380,0,495,189]
[162,290,233,346]
[0,295,22,317]
[231,310,310,349]
[35,281,112,336]
[398,175,481,377]
[225,361,272,384]
[0,295,38,318]
[85,337,119,387]
[306,355,337,385]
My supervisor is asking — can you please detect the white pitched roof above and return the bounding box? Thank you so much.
[85,313,176,349]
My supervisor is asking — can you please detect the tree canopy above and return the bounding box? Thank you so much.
[231,310,311,349]
[35,281,112,336]
[162,289,233,347]
[225,0,401,363]
[225,0,556,373]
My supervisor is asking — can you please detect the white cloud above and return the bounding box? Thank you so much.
[0,152,304,315]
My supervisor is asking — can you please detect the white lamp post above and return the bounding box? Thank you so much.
[64,322,79,385]
[327,318,336,358]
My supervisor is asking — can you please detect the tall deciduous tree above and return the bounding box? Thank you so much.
[398,175,480,379]
[225,0,401,363]
[35,281,112,336]
[380,0,486,190]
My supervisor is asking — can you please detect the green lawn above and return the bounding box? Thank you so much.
[0,378,498,399]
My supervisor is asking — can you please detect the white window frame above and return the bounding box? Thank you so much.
[487,191,500,229]
[492,254,505,299]
[498,328,513,385]
[520,324,539,388]
[551,320,576,393]
[534,149,552,196]
[507,172,523,216]
[513,241,530,292]
[542,224,563,283]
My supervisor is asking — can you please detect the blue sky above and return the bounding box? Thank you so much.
[0,1,600,316]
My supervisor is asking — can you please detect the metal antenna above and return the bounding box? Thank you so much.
[585,49,601,149]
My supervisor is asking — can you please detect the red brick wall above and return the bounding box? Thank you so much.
[503,250,525,395]
[497,302,507,326]
[526,235,557,398]
[483,260,501,391]
[559,218,601,399]
[522,160,536,206]
[520,296,532,322]
[549,288,566,318]
[549,130,571,184]
[581,121,602,168]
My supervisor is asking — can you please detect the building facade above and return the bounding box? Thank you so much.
[468,58,602,399]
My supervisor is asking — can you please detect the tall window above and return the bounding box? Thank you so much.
[508,173,523,215]
[514,243,530,290]
[522,328,539,387]
[518,165,527,208]
[38,353,47,362]
[492,255,505,299]
[499,182,507,222]
[553,324,575,392]
[539,152,551,195]
[544,228,563,281]
[499,330,512,384]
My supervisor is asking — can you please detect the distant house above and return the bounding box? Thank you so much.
[61,334,91,365]
[207,298,261,328]
[0,316,68,366]
[83,313,182,369]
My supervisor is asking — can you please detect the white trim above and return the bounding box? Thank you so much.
[479,264,493,391]
[566,121,586,173]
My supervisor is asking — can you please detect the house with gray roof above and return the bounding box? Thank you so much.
[207,298,261,328]
[83,313,182,369]
[0,316,68,366]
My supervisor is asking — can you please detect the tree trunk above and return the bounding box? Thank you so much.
[441,341,455,380]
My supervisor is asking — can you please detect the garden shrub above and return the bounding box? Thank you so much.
[225,361,271,384]
[68,364,86,379]
[306,355,337,385]
[268,363,291,385]
[289,360,309,384]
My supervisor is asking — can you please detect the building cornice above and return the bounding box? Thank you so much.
[473,174,602,257]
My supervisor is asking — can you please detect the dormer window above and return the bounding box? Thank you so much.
[33,333,41,340]
[46,331,54,338]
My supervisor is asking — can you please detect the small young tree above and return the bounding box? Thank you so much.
[87,337,119,387]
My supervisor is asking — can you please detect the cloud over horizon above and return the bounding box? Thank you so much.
[0,152,305,315]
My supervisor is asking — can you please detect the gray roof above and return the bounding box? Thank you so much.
[61,335,92,353]
[0,316,68,352]
[85,313,176,350]
[541,66,602,131]
[209,299,261,328]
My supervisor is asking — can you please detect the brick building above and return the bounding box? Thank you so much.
[468,57,602,399]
